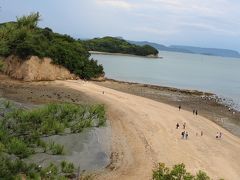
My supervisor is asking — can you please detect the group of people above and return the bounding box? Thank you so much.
[176,123,189,139]
[176,122,205,140]
[176,105,223,140]
[181,131,189,139]
[193,109,198,115]
[216,132,223,139]
[178,104,198,116]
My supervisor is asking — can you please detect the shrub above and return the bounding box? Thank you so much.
[195,171,210,180]
[7,137,33,158]
[152,163,212,180]
[61,161,75,174]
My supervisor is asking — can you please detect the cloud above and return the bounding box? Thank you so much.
[132,26,178,36]
[180,22,240,36]
[96,0,134,9]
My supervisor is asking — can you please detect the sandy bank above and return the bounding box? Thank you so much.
[90,51,161,58]
[3,56,77,81]
[57,80,240,180]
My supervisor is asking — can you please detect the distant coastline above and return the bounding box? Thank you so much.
[89,51,161,59]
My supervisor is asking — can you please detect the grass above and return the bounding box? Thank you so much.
[0,102,106,179]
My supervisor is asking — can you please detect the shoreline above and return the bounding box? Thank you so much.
[60,80,240,180]
[93,78,240,138]
[89,51,161,59]
[1,74,240,179]
[1,73,239,137]
[101,78,215,96]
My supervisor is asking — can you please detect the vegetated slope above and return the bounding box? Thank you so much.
[0,13,104,79]
[83,36,159,56]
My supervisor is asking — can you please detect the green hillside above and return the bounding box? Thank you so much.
[0,13,104,79]
[83,36,159,56]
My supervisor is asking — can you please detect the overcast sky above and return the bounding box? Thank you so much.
[1,0,240,51]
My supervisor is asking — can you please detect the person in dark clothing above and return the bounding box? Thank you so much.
[185,132,189,139]
[195,110,198,116]
[179,105,181,111]
[181,131,185,139]
[176,123,180,129]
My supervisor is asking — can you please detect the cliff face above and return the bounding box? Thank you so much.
[3,56,77,81]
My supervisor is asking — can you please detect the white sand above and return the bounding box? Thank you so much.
[58,80,240,180]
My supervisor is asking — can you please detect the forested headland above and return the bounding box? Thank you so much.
[83,36,159,57]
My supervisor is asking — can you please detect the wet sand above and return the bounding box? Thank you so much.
[0,74,99,105]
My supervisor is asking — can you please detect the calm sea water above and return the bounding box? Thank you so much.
[91,51,240,110]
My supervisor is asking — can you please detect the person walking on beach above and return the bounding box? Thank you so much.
[181,131,185,139]
[185,132,189,139]
[216,132,219,139]
[193,109,195,115]
[219,132,222,139]
[195,110,198,116]
[183,122,186,129]
[176,123,180,129]
[179,105,181,111]
[201,131,203,136]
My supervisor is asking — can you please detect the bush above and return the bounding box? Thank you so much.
[0,156,28,179]
[153,163,212,180]
[7,137,33,158]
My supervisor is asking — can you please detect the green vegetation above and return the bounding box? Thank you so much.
[48,140,65,155]
[61,161,75,174]
[0,58,4,72]
[0,12,104,79]
[0,101,106,179]
[83,36,159,56]
[152,163,215,180]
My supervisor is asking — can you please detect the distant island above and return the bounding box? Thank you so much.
[129,40,240,58]
[83,37,159,57]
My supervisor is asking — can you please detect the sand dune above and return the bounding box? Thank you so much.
[58,80,240,180]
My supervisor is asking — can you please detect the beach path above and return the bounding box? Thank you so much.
[58,80,240,180]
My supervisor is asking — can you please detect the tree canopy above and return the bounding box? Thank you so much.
[0,13,104,79]
[83,36,159,56]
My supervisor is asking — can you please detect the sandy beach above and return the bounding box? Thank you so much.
[89,51,160,58]
[59,80,240,180]
[1,75,240,179]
